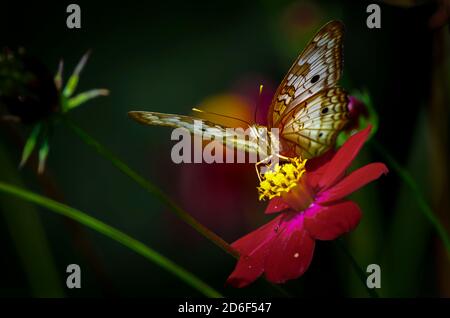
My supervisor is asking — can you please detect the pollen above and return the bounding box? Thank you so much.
[257,157,307,201]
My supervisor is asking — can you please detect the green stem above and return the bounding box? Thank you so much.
[336,239,379,298]
[0,181,223,298]
[64,117,239,259]
[64,118,292,296]
[372,140,450,257]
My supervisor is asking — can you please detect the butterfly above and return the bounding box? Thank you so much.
[129,20,349,169]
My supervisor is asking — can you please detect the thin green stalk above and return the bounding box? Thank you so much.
[372,140,450,257]
[64,117,239,259]
[336,239,379,298]
[64,118,292,296]
[0,181,222,298]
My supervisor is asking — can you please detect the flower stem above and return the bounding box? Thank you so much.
[64,117,292,296]
[336,239,379,298]
[372,140,450,257]
[64,117,240,259]
[0,181,223,298]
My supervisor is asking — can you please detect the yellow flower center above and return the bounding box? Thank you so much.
[258,158,307,201]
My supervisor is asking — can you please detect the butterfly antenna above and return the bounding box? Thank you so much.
[254,84,264,124]
[192,107,251,127]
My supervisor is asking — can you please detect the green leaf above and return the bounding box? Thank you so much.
[66,89,109,112]
[0,181,223,298]
[62,51,91,99]
[19,123,41,169]
[38,137,50,175]
[62,74,79,101]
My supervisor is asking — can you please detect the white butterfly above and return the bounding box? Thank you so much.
[129,21,349,171]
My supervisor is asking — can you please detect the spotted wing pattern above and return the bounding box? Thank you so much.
[268,21,344,128]
[279,87,349,159]
[129,21,349,162]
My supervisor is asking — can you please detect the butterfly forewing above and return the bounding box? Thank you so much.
[128,111,262,154]
[268,20,344,128]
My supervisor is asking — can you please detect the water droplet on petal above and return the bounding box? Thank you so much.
[294,252,299,258]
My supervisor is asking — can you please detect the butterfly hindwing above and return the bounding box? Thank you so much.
[279,87,349,159]
[268,20,344,127]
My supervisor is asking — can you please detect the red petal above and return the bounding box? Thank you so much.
[318,126,371,190]
[319,163,389,203]
[306,149,335,172]
[264,213,315,283]
[265,197,290,214]
[226,215,282,288]
[305,149,335,190]
[303,201,362,240]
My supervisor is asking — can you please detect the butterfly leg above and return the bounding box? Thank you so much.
[264,153,292,170]
[254,153,290,181]
[254,156,273,182]
[274,154,292,162]
[255,163,262,182]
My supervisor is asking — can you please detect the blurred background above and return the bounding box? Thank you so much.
[0,0,449,297]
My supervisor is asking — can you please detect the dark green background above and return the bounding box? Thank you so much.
[1,0,449,297]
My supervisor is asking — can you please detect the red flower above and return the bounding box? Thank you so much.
[227,126,388,287]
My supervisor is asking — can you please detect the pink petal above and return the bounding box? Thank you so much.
[265,197,291,214]
[226,215,282,288]
[319,163,389,203]
[264,213,315,283]
[318,126,372,190]
[303,201,362,240]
